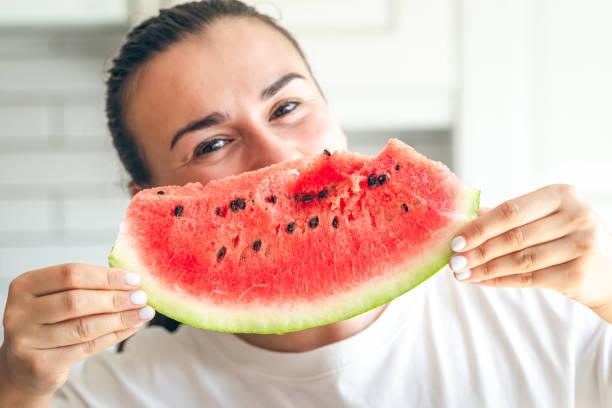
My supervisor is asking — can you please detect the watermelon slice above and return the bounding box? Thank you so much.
[109,139,480,333]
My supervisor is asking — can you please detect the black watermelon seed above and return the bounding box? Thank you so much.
[294,194,300,201]
[324,149,331,156]
[396,164,401,171]
[376,174,388,186]
[302,194,315,202]
[332,216,339,228]
[367,173,377,188]
[236,197,246,210]
[215,207,221,216]
[174,205,184,217]
[230,200,238,212]
[402,203,409,212]
[253,240,262,251]
[157,191,165,195]
[265,195,277,203]
[217,246,226,261]
[317,189,329,199]
[309,217,319,228]
[287,222,295,233]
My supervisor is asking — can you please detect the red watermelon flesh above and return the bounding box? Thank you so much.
[109,139,480,333]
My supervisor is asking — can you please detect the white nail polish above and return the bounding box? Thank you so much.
[455,270,471,280]
[131,323,144,329]
[450,255,467,271]
[124,273,140,286]
[130,290,147,305]
[139,306,155,320]
[451,236,466,252]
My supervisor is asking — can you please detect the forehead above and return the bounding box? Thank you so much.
[125,18,309,131]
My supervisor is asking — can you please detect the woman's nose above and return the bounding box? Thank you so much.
[246,125,305,170]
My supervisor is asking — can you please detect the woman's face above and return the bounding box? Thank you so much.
[124,17,348,188]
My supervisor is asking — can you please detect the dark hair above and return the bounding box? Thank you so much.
[108,0,318,351]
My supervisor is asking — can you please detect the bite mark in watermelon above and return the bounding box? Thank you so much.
[109,139,480,333]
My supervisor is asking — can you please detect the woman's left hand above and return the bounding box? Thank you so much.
[448,183,612,322]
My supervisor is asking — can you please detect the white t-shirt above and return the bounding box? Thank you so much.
[50,266,612,407]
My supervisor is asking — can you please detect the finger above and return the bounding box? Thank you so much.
[469,256,583,293]
[451,185,563,253]
[32,289,148,324]
[44,325,146,371]
[453,230,591,283]
[23,263,140,297]
[478,207,492,217]
[449,210,576,274]
[32,307,155,348]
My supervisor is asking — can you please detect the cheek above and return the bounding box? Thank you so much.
[146,148,217,187]
[295,106,347,152]
[155,163,233,188]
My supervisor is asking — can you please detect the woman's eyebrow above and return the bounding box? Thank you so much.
[170,112,227,150]
[170,72,305,150]
[260,72,305,100]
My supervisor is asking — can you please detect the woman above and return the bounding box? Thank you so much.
[1,1,611,406]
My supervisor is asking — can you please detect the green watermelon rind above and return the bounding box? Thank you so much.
[109,187,480,334]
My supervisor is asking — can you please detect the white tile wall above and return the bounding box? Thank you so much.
[0,103,50,142]
[0,57,106,93]
[0,152,125,184]
[0,245,116,281]
[64,197,130,230]
[0,199,51,231]
[0,29,130,340]
[0,35,58,57]
[63,103,109,142]
[457,0,612,228]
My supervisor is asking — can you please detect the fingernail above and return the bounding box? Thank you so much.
[124,273,140,286]
[450,255,467,271]
[451,236,466,252]
[131,323,144,329]
[130,290,147,305]
[139,306,155,320]
[455,270,471,280]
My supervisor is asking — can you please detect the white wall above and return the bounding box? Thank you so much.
[0,31,132,339]
[457,0,612,229]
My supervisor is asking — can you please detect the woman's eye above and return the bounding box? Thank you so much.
[194,138,231,157]
[270,101,300,120]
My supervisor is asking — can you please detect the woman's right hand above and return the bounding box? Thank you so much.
[0,263,155,400]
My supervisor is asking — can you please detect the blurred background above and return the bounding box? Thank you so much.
[0,0,611,338]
